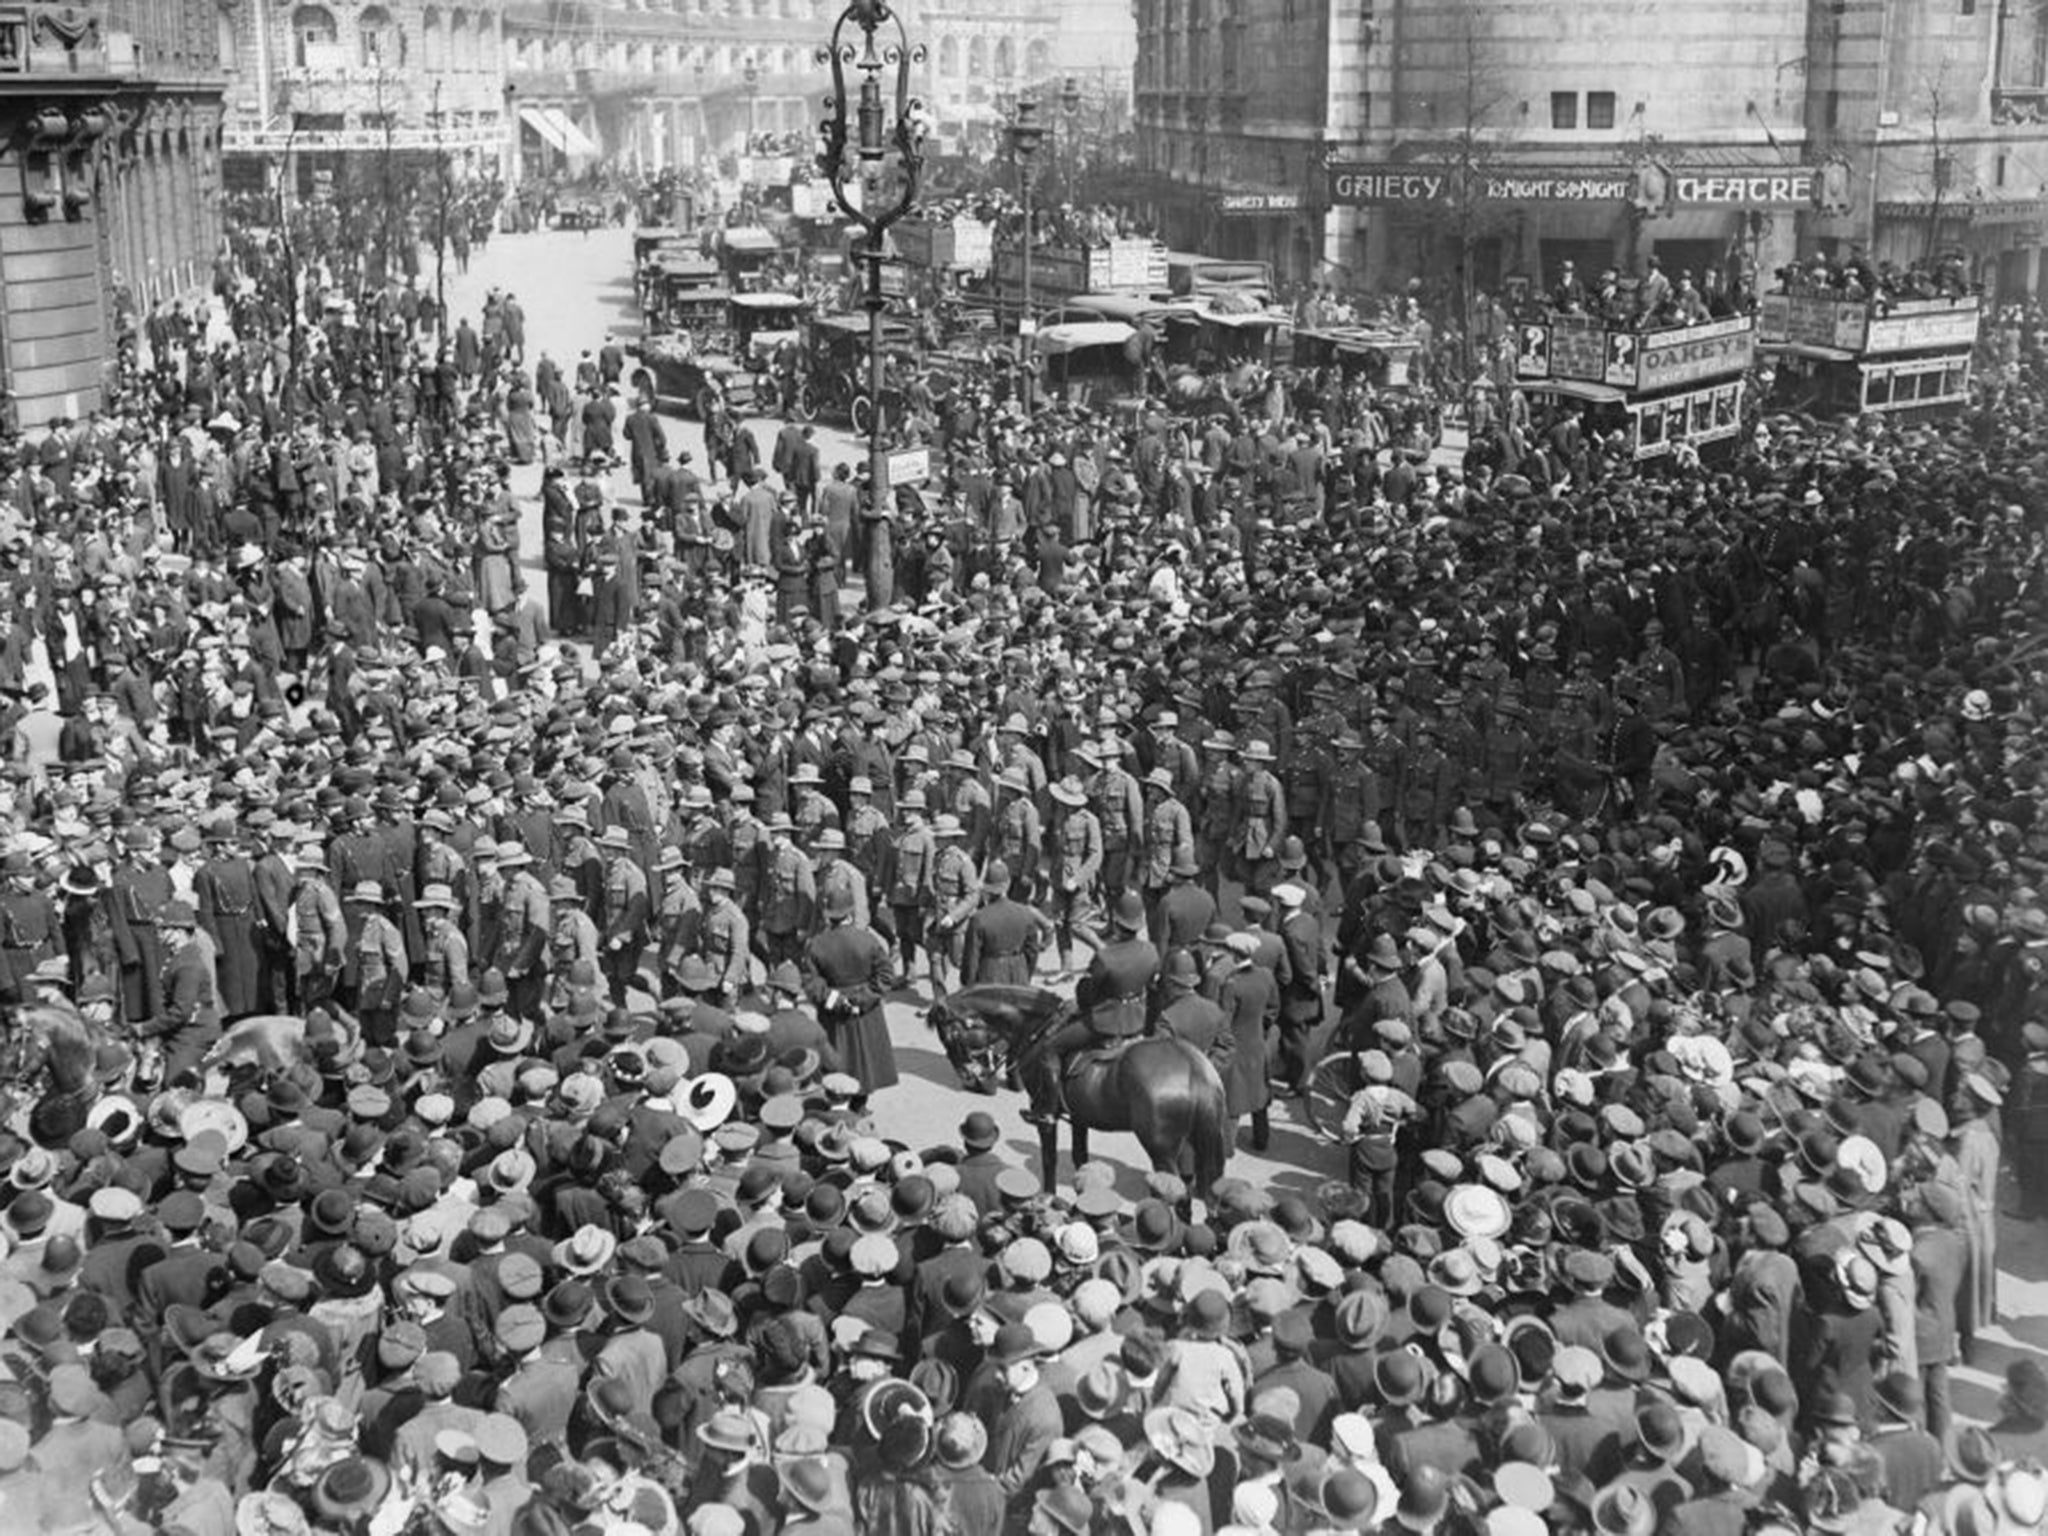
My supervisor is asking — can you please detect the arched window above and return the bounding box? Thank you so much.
[357,5,400,69]
[938,35,958,76]
[967,36,986,77]
[446,9,469,71]
[420,7,443,71]
[993,37,1014,78]
[291,4,337,69]
[1027,39,1050,79]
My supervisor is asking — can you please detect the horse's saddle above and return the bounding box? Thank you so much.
[1062,1039,1136,1081]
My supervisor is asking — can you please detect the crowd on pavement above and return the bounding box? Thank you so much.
[0,209,2045,1536]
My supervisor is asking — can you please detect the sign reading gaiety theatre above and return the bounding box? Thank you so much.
[1329,160,1817,209]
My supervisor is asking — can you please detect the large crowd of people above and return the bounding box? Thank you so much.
[0,199,2043,1536]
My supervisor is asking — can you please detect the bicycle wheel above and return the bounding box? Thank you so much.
[1303,1050,1366,1142]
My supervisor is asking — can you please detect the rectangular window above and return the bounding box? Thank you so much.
[1826,88,1841,129]
[1587,91,1616,129]
[1962,0,1976,14]
[1550,91,1578,130]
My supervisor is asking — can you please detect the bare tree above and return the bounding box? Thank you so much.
[1924,77,1950,262]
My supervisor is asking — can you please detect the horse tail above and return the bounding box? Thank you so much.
[1185,1049,1232,1201]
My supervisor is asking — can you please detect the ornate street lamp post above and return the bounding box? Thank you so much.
[818,0,927,542]
[1059,75,1081,201]
[743,57,760,150]
[1007,96,1045,413]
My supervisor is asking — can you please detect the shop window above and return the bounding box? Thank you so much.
[1587,91,1616,129]
[1551,92,1577,130]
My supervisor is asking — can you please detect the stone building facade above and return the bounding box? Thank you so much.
[0,1,226,425]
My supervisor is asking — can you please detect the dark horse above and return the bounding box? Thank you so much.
[927,984,1231,1200]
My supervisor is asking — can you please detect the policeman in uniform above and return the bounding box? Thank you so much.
[1034,891,1157,1119]
[0,850,58,1007]
[598,825,650,1005]
[415,883,470,1002]
[108,826,171,1026]
[961,859,1052,989]
[150,900,223,1084]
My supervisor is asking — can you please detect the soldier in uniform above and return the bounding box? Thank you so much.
[291,842,347,1013]
[1322,731,1381,886]
[811,827,869,934]
[415,883,470,1001]
[701,867,751,1007]
[1083,741,1144,898]
[886,789,937,980]
[1237,738,1288,898]
[598,826,650,1005]
[961,859,1052,989]
[1194,732,1243,902]
[651,846,701,987]
[1138,767,1194,949]
[345,880,408,1046]
[1399,721,1452,851]
[546,877,601,1012]
[1143,709,1201,804]
[758,816,817,973]
[788,762,838,846]
[1478,702,1531,829]
[943,749,993,863]
[1280,729,1331,892]
[1033,891,1157,1120]
[996,713,1049,804]
[1638,618,1687,720]
[725,784,769,928]
[555,802,605,914]
[926,814,978,999]
[1048,778,1103,980]
[415,810,471,954]
[990,768,1044,903]
[677,784,728,885]
[843,776,894,923]
[491,844,551,1022]
[0,849,58,1008]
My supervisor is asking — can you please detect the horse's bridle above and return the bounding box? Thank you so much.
[931,1005,1008,1094]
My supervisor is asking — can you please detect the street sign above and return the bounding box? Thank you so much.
[1018,317,1038,337]
[878,260,909,299]
[886,448,930,488]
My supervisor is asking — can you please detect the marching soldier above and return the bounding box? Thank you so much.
[1194,732,1242,903]
[961,859,1052,989]
[886,789,936,979]
[415,883,470,1001]
[758,815,816,972]
[345,880,408,1046]
[1083,740,1144,900]
[598,826,650,1005]
[995,713,1048,804]
[725,783,769,927]
[1139,767,1195,949]
[1236,737,1288,898]
[811,827,869,935]
[788,762,838,846]
[701,867,751,1007]
[1323,731,1383,885]
[555,802,605,914]
[943,748,993,863]
[652,846,702,988]
[291,842,347,1013]
[1479,701,1532,828]
[1142,709,1201,804]
[677,785,728,884]
[990,767,1044,904]
[1281,730,1332,890]
[1048,777,1103,980]
[491,843,551,1021]
[926,814,978,999]
[547,876,601,1010]
[844,776,894,923]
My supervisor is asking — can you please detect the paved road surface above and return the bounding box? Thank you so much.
[451,226,2046,1412]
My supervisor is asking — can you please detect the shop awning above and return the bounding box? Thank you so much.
[519,104,570,155]
[549,108,599,159]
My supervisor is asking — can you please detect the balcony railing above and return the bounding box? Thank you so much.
[222,120,509,154]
